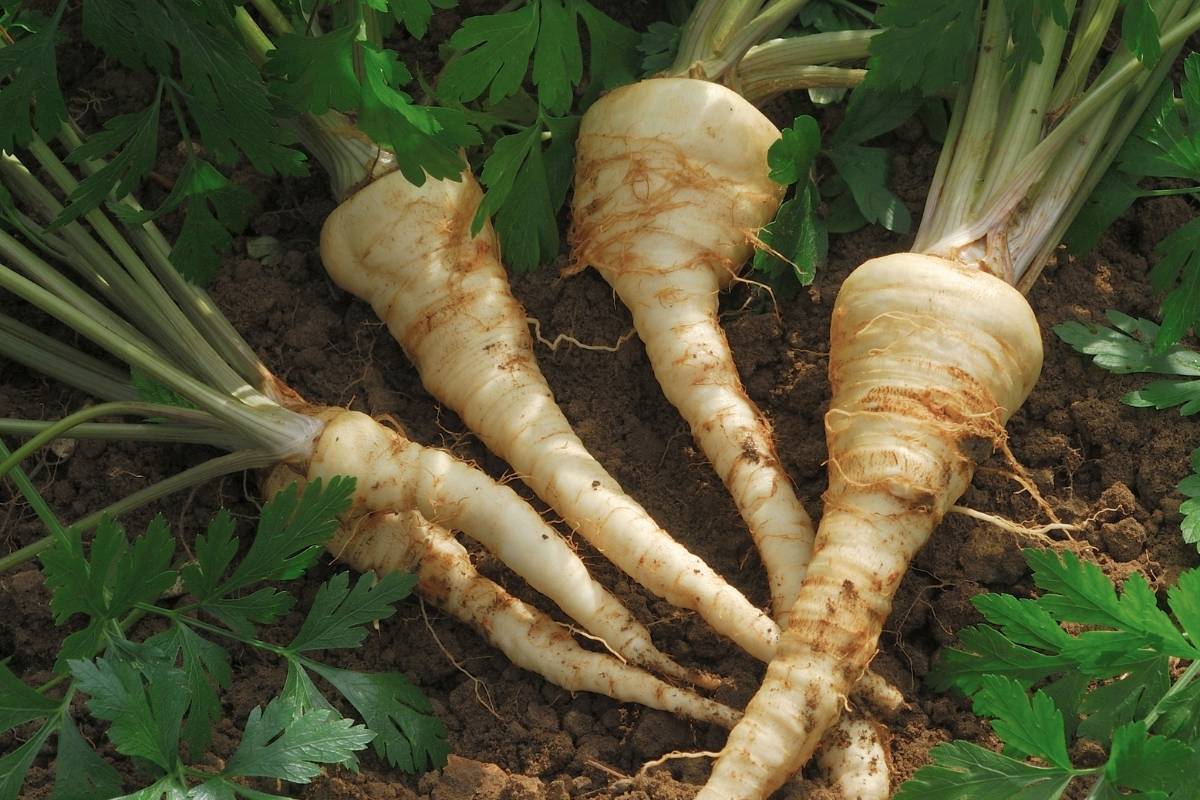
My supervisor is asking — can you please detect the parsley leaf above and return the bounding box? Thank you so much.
[0,661,59,733]
[531,0,583,115]
[115,156,254,286]
[829,143,911,233]
[366,0,457,39]
[1054,311,1200,377]
[58,87,163,226]
[574,2,639,99]
[0,1,68,151]
[906,551,1200,798]
[1148,218,1200,351]
[768,117,821,185]
[209,476,354,598]
[866,0,980,96]
[638,21,680,75]
[51,714,123,800]
[893,740,1074,800]
[474,115,578,271]
[267,26,362,117]
[441,4,539,108]
[223,697,373,783]
[1182,448,1200,548]
[972,676,1071,768]
[267,30,477,184]
[1121,0,1162,66]
[1106,721,1196,792]
[71,655,188,771]
[288,571,416,652]
[171,3,305,176]
[440,0,636,113]
[1027,549,1194,660]
[147,624,232,752]
[306,663,450,772]
[753,117,826,298]
[40,515,178,669]
[357,44,478,183]
[180,477,352,635]
[0,720,56,800]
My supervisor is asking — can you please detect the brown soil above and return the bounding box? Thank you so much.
[2,5,1199,800]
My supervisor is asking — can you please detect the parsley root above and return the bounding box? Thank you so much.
[697,254,1043,798]
[569,77,815,623]
[265,467,737,726]
[302,408,709,687]
[320,169,780,661]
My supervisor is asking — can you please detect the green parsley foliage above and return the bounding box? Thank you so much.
[0,0,69,152]
[440,0,638,116]
[365,0,457,39]
[638,21,680,75]
[0,475,448,800]
[866,0,980,96]
[825,88,920,235]
[899,549,1200,799]
[4,0,292,284]
[1055,311,1200,548]
[752,116,826,299]
[266,28,478,185]
[111,154,254,287]
[1066,56,1200,350]
[433,0,638,269]
[472,114,579,271]
[59,87,165,226]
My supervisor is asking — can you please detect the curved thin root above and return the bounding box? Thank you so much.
[525,316,636,352]
[949,504,1079,544]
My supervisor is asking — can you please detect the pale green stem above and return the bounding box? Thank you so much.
[0,438,69,548]
[931,4,1200,264]
[916,83,971,247]
[0,226,152,350]
[737,66,866,104]
[672,0,763,75]
[1141,186,1200,197]
[733,29,876,103]
[1020,34,1187,290]
[0,418,239,448]
[712,0,815,81]
[72,449,278,531]
[0,261,315,457]
[250,0,294,35]
[1049,0,1119,112]
[0,314,138,402]
[21,141,260,403]
[914,2,1006,249]
[57,123,268,389]
[294,112,391,202]
[977,0,1077,206]
[235,5,274,66]
[0,402,220,480]
[0,158,164,346]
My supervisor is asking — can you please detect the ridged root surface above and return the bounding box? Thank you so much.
[570,77,814,623]
[697,253,1044,799]
[320,169,779,661]
[302,409,710,686]
[263,465,740,729]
